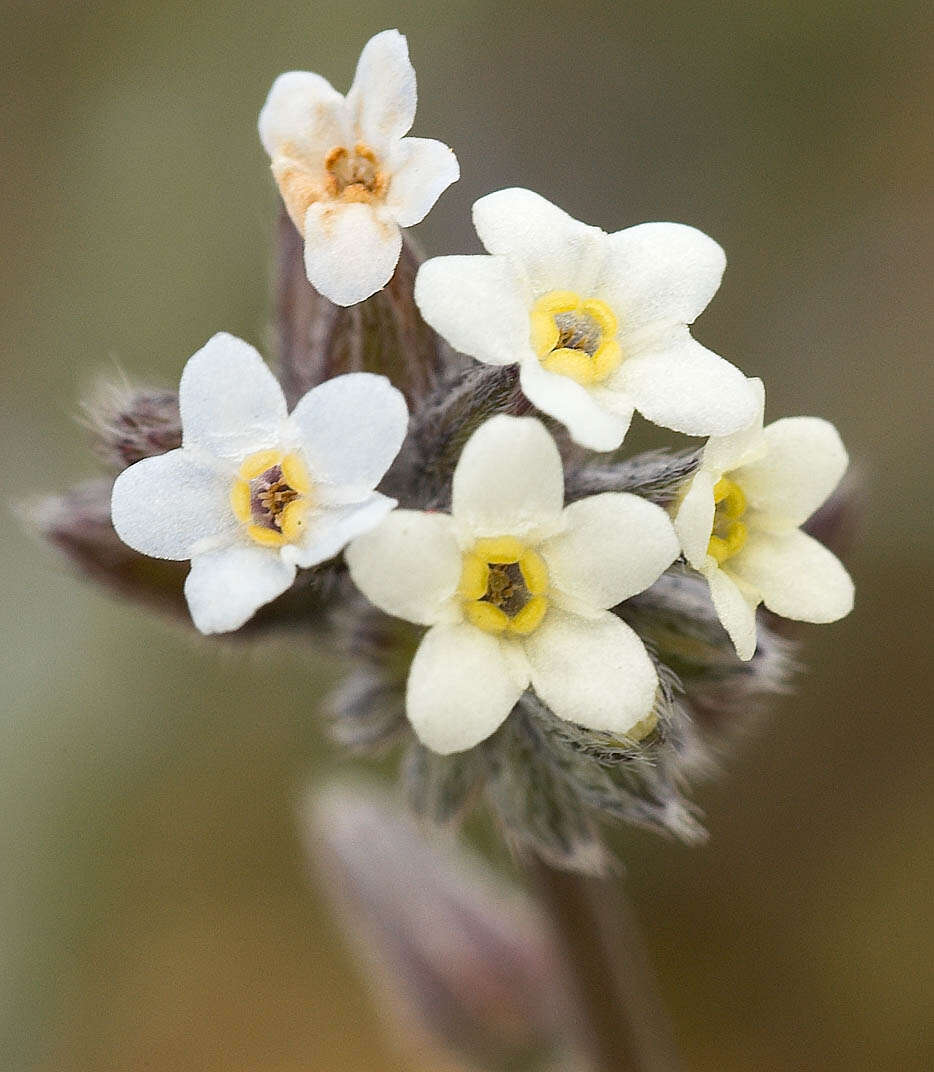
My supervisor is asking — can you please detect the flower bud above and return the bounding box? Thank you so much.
[82,380,181,470]
[305,781,581,1072]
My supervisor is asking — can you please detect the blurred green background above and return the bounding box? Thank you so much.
[2,1,931,1069]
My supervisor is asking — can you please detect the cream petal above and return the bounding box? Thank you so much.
[599,222,725,331]
[303,201,402,306]
[406,624,528,754]
[346,29,416,148]
[730,529,854,623]
[184,545,296,634]
[519,360,633,452]
[289,372,408,494]
[731,417,848,526]
[283,493,396,569]
[525,610,658,736]
[615,329,757,436]
[385,137,459,227]
[258,70,349,162]
[542,493,679,612]
[701,378,766,475]
[673,469,716,570]
[179,333,287,462]
[706,567,760,661]
[111,449,237,560]
[451,415,564,539]
[414,255,530,366]
[471,187,608,295]
[345,509,461,625]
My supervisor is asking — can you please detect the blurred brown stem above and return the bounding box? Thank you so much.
[529,862,682,1072]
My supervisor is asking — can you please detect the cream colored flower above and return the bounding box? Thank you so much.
[259,29,459,306]
[673,380,854,659]
[414,188,757,451]
[111,333,408,633]
[346,415,679,754]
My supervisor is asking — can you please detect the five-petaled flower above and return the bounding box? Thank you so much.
[111,333,408,634]
[673,379,854,660]
[259,29,459,307]
[414,187,758,452]
[346,415,680,754]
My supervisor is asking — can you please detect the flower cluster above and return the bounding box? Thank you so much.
[37,29,855,870]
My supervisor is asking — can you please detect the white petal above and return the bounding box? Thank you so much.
[673,469,716,570]
[732,417,848,526]
[346,29,416,147]
[414,255,530,366]
[111,449,236,560]
[179,333,287,462]
[701,378,766,475]
[451,415,564,539]
[599,222,725,331]
[406,624,528,754]
[730,529,854,623]
[614,329,757,436]
[289,372,408,493]
[303,201,402,306]
[525,610,658,735]
[542,493,679,612]
[519,360,632,452]
[184,545,296,634]
[472,188,607,295]
[258,70,348,161]
[385,137,459,227]
[707,567,759,661]
[283,493,396,569]
[345,509,461,625]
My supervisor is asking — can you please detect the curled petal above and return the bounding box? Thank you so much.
[673,469,717,570]
[184,545,296,634]
[111,449,236,560]
[730,529,854,623]
[385,137,459,227]
[347,29,416,147]
[613,329,757,436]
[519,360,633,452]
[472,188,607,296]
[452,416,564,540]
[732,417,848,526]
[542,493,679,612]
[258,70,348,161]
[599,222,726,331]
[289,372,408,493]
[525,610,658,736]
[701,377,766,475]
[407,624,529,754]
[179,333,287,462]
[303,202,402,306]
[346,510,461,625]
[414,255,530,366]
[283,493,396,570]
[707,567,760,661]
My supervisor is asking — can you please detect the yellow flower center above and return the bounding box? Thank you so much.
[271,141,387,233]
[229,449,313,548]
[707,477,748,564]
[529,290,623,385]
[458,536,549,636]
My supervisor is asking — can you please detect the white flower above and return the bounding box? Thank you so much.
[345,415,679,754]
[673,379,854,660]
[414,187,757,452]
[259,29,459,307]
[111,333,408,634]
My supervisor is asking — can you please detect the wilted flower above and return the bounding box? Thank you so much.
[259,29,459,306]
[111,332,408,634]
[414,187,757,450]
[673,379,854,659]
[346,414,679,754]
